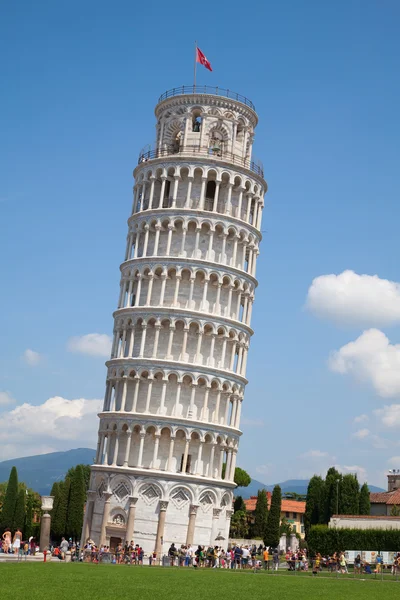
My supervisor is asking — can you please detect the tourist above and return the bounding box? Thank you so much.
[272,548,279,571]
[312,553,321,575]
[2,529,11,554]
[168,542,177,566]
[60,537,69,559]
[354,554,362,574]
[262,546,269,569]
[375,553,382,574]
[12,528,22,555]
[241,545,250,568]
[234,544,242,569]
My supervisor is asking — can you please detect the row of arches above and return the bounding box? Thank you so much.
[103,368,243,428]
[124,217,259,278]
[117,267,255,326]
[132,165,264,228]
[110,317,250,377]
[96,422,239,482]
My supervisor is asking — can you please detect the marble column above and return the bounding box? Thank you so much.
[186,504,199,545]
[125,496,138,543]
[80,490,96,548]
[100,492,112,546]
[154,500,168,555]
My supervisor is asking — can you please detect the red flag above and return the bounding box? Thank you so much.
[196,47,212,72]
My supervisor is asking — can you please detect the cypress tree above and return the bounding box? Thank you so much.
[304,475,325,538]
[66,465,86,539]
[14,488,26,531]
[53,479,70,538]
[50,482,61,539]
[324,467,342,523]
[359,483,371,515]
[340,474,360,515]
[253,490,268,538]
[233,495,246,513]
[264,485,281,548]
[0,466,18,530]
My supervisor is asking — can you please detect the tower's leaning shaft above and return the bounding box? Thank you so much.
[83,86,267,553]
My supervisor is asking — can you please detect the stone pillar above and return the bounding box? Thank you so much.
[186,504,199,545]
[155,500,168,555]
[80,490,96,548]
[125,496,138,543]
[39,495,54,551]
[100,492,112,546]
[210,508,221,546]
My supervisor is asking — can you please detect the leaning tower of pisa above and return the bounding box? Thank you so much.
[83,86,267,554]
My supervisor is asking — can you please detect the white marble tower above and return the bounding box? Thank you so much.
[83,86,267,553]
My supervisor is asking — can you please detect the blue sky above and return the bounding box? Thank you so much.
[1,0,400,488]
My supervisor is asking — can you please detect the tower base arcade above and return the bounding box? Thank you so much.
[86,468,234,553]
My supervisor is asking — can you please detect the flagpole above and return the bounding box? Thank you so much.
[194,40,197,89]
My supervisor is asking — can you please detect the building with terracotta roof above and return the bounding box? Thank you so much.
[244,491,306,538]
[369,470,400,516]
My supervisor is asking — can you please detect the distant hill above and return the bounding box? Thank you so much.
[237,478,385,498]
[0,449,386,496]
[0,448,96,495]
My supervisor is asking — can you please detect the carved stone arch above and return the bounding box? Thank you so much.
[207,121,230,143]
[164,119,184,146]
[168,484,193,510]
[110,474,133,500]
[174,426,190,440]
[136,480,164,505]
[220,492,233,509]
[208,107,222,117]
[199,489,217,512]
[109,507,127,526]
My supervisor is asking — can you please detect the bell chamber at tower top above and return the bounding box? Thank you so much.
[133,87,266,222]
[137,86,265,180]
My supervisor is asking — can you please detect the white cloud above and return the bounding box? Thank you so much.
[375,404,400,428]
[329,329,400,398]
[22,349,42,366]
[0,396,102,460]
[354,414,369,423]
[0,391,15,406]
[306,270,400,326]
[299,449,329,459]
[353,428,370,439]
[337,464,367,481]
[67,333,112,357]
[388,457,400,468]
[255,464,272,475]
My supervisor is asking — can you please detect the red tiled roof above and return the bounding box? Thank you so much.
[244,492,305,515]
[370,490,400,505]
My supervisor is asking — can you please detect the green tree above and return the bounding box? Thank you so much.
[391,504,400,516]
[221,465,251,488]
[66,464,91,492]
[324,467,342,523]
[0,466,18,530]
[229,510,249,538]
[234,467,251,488]
[340,474,360,515]
[13,488,26,531]
[304,475,325,538]
[252,490,268,538]
[359,483,371,515]
[233,496,246,513]
[52,479,70,538]
[264,485,281,548]
[66,465,86,539]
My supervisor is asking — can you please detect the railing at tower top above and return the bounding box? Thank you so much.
[137,144,264,179]
[158,86,256,112]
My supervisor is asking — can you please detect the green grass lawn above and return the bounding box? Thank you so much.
[2,563,400,600]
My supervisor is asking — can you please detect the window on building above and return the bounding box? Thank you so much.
[286,512,290,519]
[292,512,297,519]
[292,525,297,533]
[205,181,216,210]
[301,525,305,534]
[179,454,192,473]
